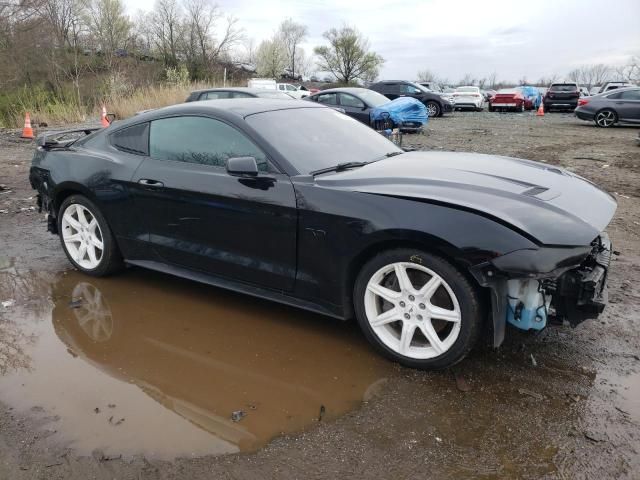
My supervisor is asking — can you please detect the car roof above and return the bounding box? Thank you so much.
[311,87,371,95]
[189,87,277,95]
[375,80,412,84]
[116,99,324,127]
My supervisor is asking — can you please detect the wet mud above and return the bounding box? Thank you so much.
[0,267,391,459]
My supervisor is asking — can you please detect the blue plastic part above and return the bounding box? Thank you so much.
[370,97,428,127]
[506,301,547,331]
[517,86,543,109]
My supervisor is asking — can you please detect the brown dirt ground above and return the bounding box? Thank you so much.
[0,111,639,479]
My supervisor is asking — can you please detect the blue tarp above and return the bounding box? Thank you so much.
[370,97,428,127]
[518,86,542,108]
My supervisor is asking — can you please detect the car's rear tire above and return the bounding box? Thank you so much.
[353,249,483,370]
[57,194,124,276]
[426,101,441,117]
[594,109,617,128]
[488,105,495,112]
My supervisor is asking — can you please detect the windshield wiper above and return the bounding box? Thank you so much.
[310,161,368,176]
[385,151,403,158]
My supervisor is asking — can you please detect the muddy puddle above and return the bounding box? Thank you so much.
[0,265,392,459]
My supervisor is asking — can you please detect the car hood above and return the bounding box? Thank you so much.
[314,151,617,246]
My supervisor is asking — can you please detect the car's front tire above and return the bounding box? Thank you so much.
[353,249,483,369]
[426,101,441,117]
[58,194,124,276]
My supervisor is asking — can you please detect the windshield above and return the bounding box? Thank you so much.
[455,87,478,93]
[497,88,518,94]
[358,89,390,107]
[256,91,294,99]
[246,107,401,175]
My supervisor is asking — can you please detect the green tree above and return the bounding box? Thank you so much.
[314,25,383,84]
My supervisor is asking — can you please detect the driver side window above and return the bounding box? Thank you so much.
[149,116,272,172]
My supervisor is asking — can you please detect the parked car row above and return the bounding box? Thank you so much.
[189,78,640,130]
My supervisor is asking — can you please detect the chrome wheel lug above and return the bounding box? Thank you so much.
[399,301,406,308]
[417,314,423,321]
[419,303,425,309]
[408,295,415,301]
[404,313,410,320]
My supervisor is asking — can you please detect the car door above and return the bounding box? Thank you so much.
[337,93,370,124]
[612,89,640,123]
[131,115,298,291]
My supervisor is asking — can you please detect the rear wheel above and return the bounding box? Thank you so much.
[58,195,124,276]
[519,102,525,112]
[426,101,441,117]
[353,249,483,369]
[594,109,617,128]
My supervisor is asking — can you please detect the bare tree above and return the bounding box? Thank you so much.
[38,0,84,47]
[84,0,131,58]
[279,18,307,79]
[314,25,384,85]
[458,73,474,86]
[149,0,183,67]
[416,69,438,83]
[255,36,286,79]
[487,71,498,89]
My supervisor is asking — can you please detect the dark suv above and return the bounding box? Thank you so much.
[368,80,454,117]
[543,82,580,111]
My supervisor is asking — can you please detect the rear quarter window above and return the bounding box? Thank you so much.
[110,123,149,155]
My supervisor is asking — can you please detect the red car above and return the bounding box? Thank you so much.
[488,88,533,112]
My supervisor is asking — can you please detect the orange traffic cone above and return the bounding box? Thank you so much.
[101,104,110,127]
[21,112,35,139]
[536,103,544,116]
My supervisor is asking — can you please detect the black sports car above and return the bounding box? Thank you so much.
[29,99,616,369]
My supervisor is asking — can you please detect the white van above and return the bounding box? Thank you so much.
[247,78,276,90]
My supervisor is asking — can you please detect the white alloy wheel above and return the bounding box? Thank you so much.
[61,203,104,270]
[72,282,113,342]
[364,262,462,360]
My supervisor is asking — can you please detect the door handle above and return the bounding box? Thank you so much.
[138,179,164,188]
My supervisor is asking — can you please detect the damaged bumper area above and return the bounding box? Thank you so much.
[471,234,612,346]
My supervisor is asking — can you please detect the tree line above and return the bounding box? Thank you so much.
[418,59,640,90]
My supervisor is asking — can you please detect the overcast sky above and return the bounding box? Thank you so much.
[126,0,640,83]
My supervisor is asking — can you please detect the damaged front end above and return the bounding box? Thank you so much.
[471,234,613,346]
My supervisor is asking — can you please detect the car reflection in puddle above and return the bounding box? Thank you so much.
[0,269,391,459]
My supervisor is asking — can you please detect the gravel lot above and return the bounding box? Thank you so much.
[0,111,639,480]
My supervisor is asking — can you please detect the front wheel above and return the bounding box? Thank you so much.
[426,101,441,117]
[353,249,483,369]
[58,195,124,276]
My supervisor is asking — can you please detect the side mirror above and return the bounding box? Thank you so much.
[226,156,258,177]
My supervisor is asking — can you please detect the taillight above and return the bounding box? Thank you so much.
[578,98,589,106]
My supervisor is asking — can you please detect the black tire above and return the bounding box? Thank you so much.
[488,105,495,112]
[353,248,483,370]
[426,101,441,117]
[57,194,124,276]
[594,109,618,128]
